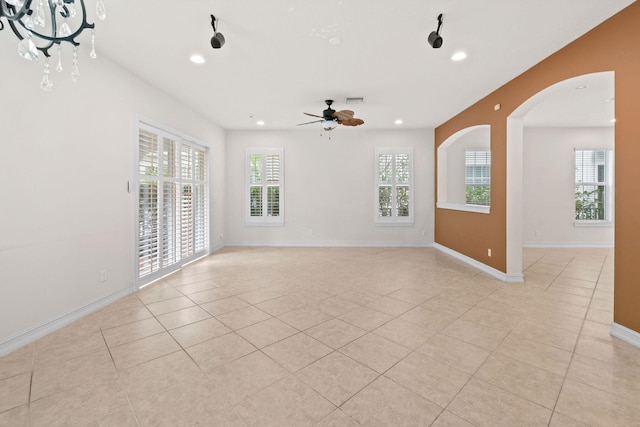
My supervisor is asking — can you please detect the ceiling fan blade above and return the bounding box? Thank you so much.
[303,112,324,119]
[296,119,323,126]
[333,110,355,121]
[340,118,365,126]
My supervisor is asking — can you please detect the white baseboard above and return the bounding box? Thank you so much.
[0,286,133,357]
[434,243,523,283]
[610,322,640,349]
[225,241,434,248]
[209,243,225,253]
[523,242,614,248]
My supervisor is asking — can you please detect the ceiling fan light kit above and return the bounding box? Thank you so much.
[210,14,225,49]
[322,120,338,131]
[428,13,444,48]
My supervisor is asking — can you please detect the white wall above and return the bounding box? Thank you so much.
[0,47,225,352]
[523,127,614,246]
[225,128,434,246]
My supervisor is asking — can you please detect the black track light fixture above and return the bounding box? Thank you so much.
[210,15,226,49]
[428,14,444,48]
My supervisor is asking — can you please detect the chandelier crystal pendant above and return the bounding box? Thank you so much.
[0,0,106,90]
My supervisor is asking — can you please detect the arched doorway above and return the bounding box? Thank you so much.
[506,71,615,279]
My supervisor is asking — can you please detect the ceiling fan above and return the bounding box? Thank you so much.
[297,99,365,131]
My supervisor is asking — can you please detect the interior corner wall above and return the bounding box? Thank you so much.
[434,2,640,335]
[523,127,614,246]
[0,46,225,351]
[224,128,434,247]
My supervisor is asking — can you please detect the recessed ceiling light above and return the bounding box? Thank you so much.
[190,54,205,64]
[451,51,467,61]
[256,120,265,126]
[394,119,403,125]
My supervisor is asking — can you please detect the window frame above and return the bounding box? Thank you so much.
[574,148,613,226]
[246,148,284,226]
[135,118,209,288]
[374,147,414,226]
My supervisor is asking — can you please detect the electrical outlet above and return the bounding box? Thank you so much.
[99,269,108,282]
[487,249,492,257]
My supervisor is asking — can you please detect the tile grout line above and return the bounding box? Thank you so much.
[546,251,609,425]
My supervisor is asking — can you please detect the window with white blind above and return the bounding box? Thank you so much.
[575,149,612,222]
[137,122,209,286]
[375,148,413,224]
[247,148,284,225]
[465,150,491,206]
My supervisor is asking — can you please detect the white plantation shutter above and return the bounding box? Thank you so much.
[249,154,263,217]
[375,148,413,224]
[193,148,208,253]
[194,183,207,252]
[161,136,179,268]
[180,183,194,258]
[575,149,612,221]
[137,123,209,285]
[378,153,393,217]
[138,130,160,277]
[247,148,284,225]
[395,153,410,217]
[266,154,281,217]
[465,150,491,206]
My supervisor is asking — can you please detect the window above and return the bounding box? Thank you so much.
[137,123,208,285]
[575,149,612,222]
[437,125,490,214]
[465,150,491,206]
[375,148,413,224]
[247,148,284,225]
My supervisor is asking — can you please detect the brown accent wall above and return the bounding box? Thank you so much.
[435,3,640,333]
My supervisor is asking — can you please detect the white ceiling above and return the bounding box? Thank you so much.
[10,0,636,130]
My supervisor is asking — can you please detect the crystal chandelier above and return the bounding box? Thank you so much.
[0,0,106,90]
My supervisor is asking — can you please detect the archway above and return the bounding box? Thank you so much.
[506,71,615,279]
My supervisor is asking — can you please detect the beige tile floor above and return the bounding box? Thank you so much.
[1,246,639,426]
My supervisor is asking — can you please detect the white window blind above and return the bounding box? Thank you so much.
[247,148,284,225]
[137,123,209,285]
[465,150,491,206]
[375,148,413,224]
[575,149,612,222]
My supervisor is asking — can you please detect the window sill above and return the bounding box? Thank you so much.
[246,220,284,227]
[436,202,490,214]
[375,221,414,227]
[574,221,614,228]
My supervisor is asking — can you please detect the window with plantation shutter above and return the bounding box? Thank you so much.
[465,150,491,206]
[247,148,284,225]
[137,122,209,286]
[375,148,413,224]
[575,149,612,223]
